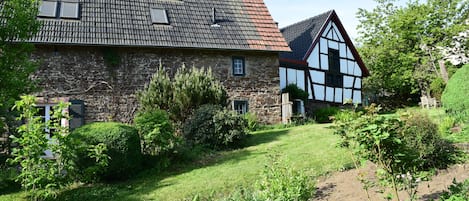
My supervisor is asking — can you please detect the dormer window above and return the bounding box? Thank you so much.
[150,8,169,24]
[38,1,57,18]
[38,1,80,19]
[60,2,80,19]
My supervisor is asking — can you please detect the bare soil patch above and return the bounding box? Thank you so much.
[314,162,469,201]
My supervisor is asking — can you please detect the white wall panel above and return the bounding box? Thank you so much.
[327,30,333,39]
[354,63,362,77]
[347,60,354,75]
[322,22,332,37]
[334,22,345,42]
[280,67,287,89]
[347,47,354,60]
[353,90,362,104]
[329,40,339,50]
[340,59,347,74]
[287,68,296,85]
[354,78,361,89]
[297,70,305,91]
[344,89,352,101]
[320,38,328,54]
[339,43,346,57]
[320,54,329,70]
[314,84,325,101]
[326,87,334,102]
[310,70,325,84]
[308,80,313,99]
[307,45,320,69]
[335,88,343,103]
[344,76,354,88]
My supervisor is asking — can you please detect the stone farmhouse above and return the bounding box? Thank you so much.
[28,0,290,127]
[279,10,370,114]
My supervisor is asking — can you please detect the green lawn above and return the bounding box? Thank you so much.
[0,124,352,201]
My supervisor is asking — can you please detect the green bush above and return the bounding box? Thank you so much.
[256,154,315,201]
[401,112,460,169]
[282,84,309,101]
[439,179,469,201]
[442,64,469,123]
[430,77,446,100]
[183,105,248,150]
[134,109,176,156]
[314,107,340,123]
[138,65,227,123]
[243,112,258,132]
[439,116,456,136]
[71,122,142,181]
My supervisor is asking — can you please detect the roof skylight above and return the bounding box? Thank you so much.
[38,1,57,18]
[150,8,169,24]
[60,2,80,19]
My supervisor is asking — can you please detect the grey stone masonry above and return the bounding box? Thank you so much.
[32,45,281,124]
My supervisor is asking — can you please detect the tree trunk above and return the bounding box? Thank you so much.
[439,60,449,83]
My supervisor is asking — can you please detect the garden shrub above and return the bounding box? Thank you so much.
[243,112,258,132]
[333,106,462,200]
[138,65,227,123]
[439,179,469,201]
[282,84,309,101]
[430,77,446,100]
[442,64,469,123]
[256,154,315,201]
[183,104,248,150]
[401,111,460,169]
[314,107,340,123]
[439,116,456,136]
[71,122,142,181]
[134,109,176,156]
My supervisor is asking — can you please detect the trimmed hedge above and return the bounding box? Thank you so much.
[71,122,142,181]
[442,64,469,122]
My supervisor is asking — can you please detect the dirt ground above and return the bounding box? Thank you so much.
[314,162,469,201]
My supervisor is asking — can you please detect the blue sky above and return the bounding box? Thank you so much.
[264,0,409,41]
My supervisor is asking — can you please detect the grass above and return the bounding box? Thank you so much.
[0,124,352,201]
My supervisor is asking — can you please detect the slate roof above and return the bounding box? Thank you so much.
[279,10,332,61]
[29,0,290,52]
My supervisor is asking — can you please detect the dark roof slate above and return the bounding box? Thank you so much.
[279,10,332,60]
[29,0,290,52]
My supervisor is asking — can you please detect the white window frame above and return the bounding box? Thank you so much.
[38,1,58,18]
[232,57,245,76]
[60,2,80,19]
[150,8,169,24]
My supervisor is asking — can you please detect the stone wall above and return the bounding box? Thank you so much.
[32,45,281,124]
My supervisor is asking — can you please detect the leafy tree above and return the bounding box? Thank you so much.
[357,0,469,104]
[0,0,41,140]
[137,65,228,124]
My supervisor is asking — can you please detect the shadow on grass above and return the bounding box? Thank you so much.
[54,129,291,201]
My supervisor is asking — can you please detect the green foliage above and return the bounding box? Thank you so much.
[314,107,340,123]
[357,0,469,104]
[9,96,75,200]
[400,112,460,169]
[282,84,309,101]
[0,0,41,138]
[256,154,315,201]
[439,179,469,201]
[439,116,456,136]
[183,105,248,150]
[138,65,228,123]
[243,112,258,132]
[442,64,469,123]
[134,109,176,156]
[71,122,142,181]
[333,106,461,200]
[0,165,19,194]
[430,77,446,100]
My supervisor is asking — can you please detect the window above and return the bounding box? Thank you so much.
[232,57,245,76]
[150,8,169,24]
[326,48,343,88]
[60,2,80,19]
[233,100,248,115]
[38,1,80,19]
[38,1,57,17]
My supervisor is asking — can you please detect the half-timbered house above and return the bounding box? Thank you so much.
[279,10,369,113]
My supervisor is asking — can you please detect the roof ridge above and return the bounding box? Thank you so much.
[280,10,334,31]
